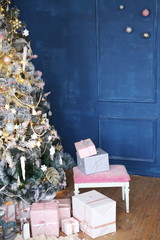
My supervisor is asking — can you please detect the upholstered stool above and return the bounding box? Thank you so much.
[73,165,131,213]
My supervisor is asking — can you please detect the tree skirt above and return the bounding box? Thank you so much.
[15,233,85,240]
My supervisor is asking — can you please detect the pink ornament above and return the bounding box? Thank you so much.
[30,54,38,59]
[0,32,4,40]
[37,82,45,89]
[44,92,51,97]
[36,70,43,76]
[3,56,11,64]
[22,120,30,128]
[142,9,150,17]
[36,110,42,116]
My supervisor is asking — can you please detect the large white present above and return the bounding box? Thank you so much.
[77,148,109,175]
[72,190,116,239]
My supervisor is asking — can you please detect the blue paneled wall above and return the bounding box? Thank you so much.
[12,0,160,177]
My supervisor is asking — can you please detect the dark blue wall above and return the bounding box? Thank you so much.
[12,0,160,177]
[12,0,97,159]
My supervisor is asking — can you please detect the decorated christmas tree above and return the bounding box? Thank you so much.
[0,0,74,204]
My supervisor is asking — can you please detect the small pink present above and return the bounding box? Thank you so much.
[74,138,97,159]
[16,201,31,220]
[61,217,79,235]
[56,199,71,227]
[30,201,59,237]
[2,201,15,222]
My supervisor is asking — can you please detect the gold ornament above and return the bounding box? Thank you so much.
[0,7,4,13]
[55,145,63,151]
[12,19,22,32]
[45,167,59,185]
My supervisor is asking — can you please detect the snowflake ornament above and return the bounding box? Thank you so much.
[11,108,16,114]
[31,133,38,140]
[41,165,47,172]
[50,145,55,160]
[23,29,29,36]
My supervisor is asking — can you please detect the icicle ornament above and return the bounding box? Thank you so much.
[20,156,26,180]
[22,46,27,71]
[17,175,21,186]
[50,146,55,160]
[59,156,63,165]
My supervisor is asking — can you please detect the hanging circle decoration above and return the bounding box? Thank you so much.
[143,32,150,38]
[119,5,125,10]
[142,9,150,17]
[125,26,133,33]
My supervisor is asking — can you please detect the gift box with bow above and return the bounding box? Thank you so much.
[72,190,116,239]
[30,201,59,237]
[61,217,79,235]
[74,138,97,159]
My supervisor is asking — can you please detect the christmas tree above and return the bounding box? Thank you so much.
[0,0,74,204]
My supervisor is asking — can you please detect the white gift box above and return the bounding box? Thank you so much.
[77,148,109,175]
[22,221,30,240]
[61,217,79,235]
[72,190,116,239]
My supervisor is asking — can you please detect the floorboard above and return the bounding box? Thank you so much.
[56,171,160,240]
[2,172,160,240]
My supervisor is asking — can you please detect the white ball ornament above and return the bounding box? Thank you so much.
[5,122,15,133]
[119,5,125,10]
[0,130,3,136]
[3,56,11,64]
[143,33,150,38]
[126,26,133,33]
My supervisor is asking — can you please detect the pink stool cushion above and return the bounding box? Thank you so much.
[73,165,131,183]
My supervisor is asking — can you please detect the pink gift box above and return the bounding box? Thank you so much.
[2,201,15,222]
[72,190,116,239]
[56,199,71,227]
[16,201,31,220]
[30,202,59,237]
[74,138,97,159]
[61,217,79,235]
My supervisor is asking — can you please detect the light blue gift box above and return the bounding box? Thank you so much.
[76,148,109,175]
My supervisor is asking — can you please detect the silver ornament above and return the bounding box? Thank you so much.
[119,5,125,10]
[5,122,14,133]
[126,26,133,33]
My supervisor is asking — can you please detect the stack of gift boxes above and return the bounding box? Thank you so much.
[0,138,116,239]
[73,138,116,238]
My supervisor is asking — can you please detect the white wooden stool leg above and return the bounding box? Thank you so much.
[74,184,80,195]
[124,182,130,213]
[122,186,125,200]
